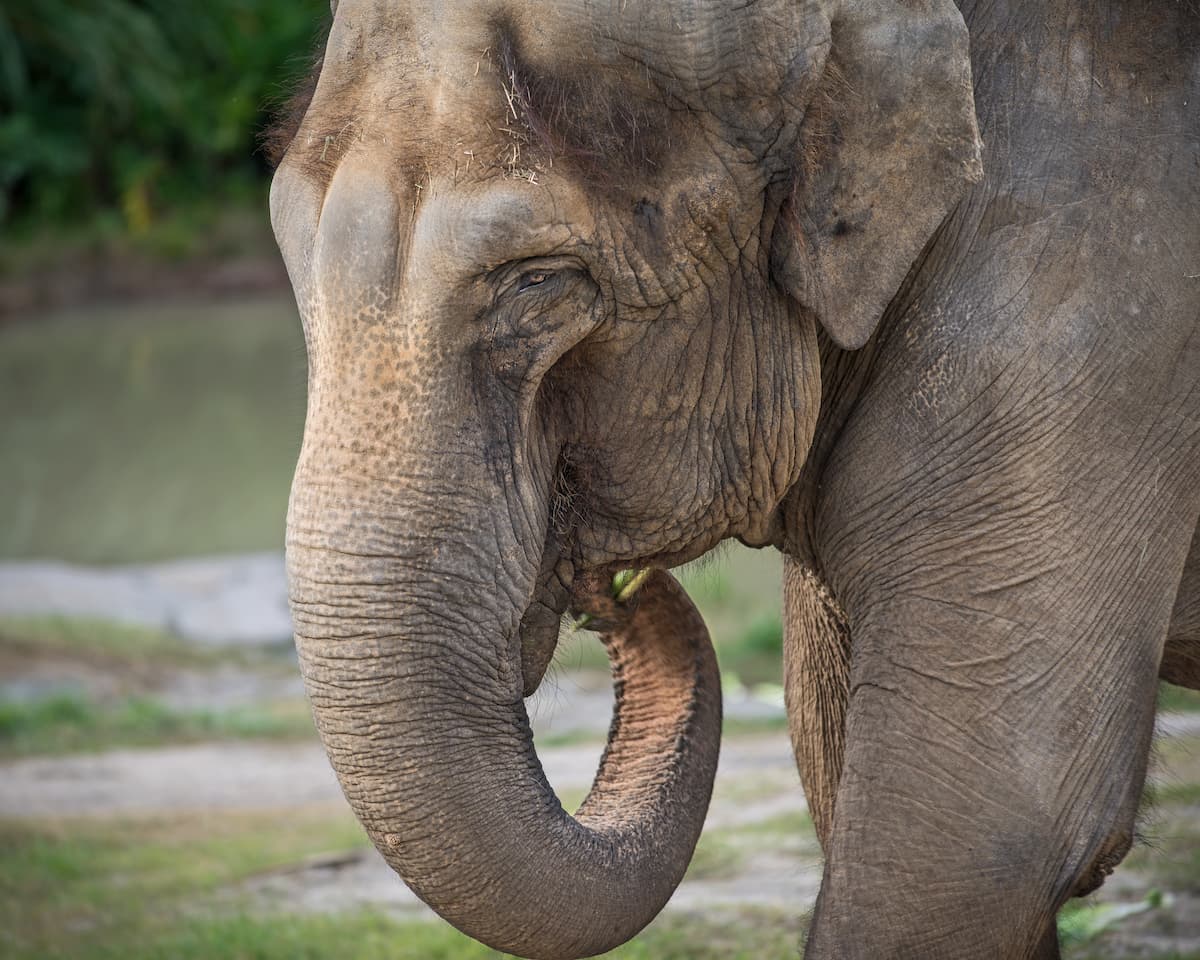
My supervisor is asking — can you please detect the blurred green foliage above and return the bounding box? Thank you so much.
[0,0,327,235]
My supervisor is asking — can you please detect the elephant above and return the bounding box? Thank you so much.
[267,0,1200,956]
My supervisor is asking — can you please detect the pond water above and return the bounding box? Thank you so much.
[0,296,306,564]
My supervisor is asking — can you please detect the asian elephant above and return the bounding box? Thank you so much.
[268,0,1200,956]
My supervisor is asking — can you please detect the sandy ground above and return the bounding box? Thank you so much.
[0,554,292,647]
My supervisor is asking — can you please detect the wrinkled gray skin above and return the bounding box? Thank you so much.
[270,0,1200,957]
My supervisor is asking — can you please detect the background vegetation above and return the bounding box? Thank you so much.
[0,0,326,254]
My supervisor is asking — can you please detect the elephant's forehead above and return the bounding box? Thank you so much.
[327,0,816,72]
[310,1,502,155]
[316,0,829,130]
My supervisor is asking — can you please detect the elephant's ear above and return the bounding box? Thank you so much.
[775,0,983,350]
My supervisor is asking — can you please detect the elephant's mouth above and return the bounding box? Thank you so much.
[518,552,576,698]
[518,547,655,699]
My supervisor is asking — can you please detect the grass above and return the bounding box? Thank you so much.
[1058,892,1164,949]
[0,692,313,757]
[0,615,311,755]
[684,811,819,887]
[0,808,370,959]
[0,907,804,960]
[684,833,745,882]
[1161,685,1200,714]
[733,810,813,837]
[0,806,803,960]
[677,549,785,687]
[0,614,220,668]
[1155,782,1200,807]
[0,297,306,564]
[723,713,790,736]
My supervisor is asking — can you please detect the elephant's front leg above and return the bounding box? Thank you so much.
[795,438,1197,959]
[804,564,1163,958]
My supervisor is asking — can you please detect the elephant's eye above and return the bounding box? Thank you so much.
[517,271,552,292]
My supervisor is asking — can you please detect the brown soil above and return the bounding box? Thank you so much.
[0,251,289,322]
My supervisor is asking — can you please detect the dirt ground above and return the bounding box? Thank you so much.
[2,547,1200,957]
[3,638,1200,957]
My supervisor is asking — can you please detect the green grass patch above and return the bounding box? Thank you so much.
[684,832,745,882]
[1160,684,1200,714]
[536,727,605,749]
[723,713,790,737]
[0,297,305,564]
[0,692,313,757]
[0,808,802,960]
[1058,892,1163,949]
[0,808,369,958]
[679,549,784,687]
[733,809,813,837]
[1155,781,1200,807]
[0,615,219,668]
[2,906,803,960]
[554,788,589,814]
[738,615,784,656]
[694,812,819,873]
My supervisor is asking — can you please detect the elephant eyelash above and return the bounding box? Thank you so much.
[489,257,590,305]
[518,271,553,292]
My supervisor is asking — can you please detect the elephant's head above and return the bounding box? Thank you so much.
[270,1,980,956]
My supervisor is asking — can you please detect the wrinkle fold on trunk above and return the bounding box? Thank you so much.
[290,490,722,960]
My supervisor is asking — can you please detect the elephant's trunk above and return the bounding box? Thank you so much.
[288,454,721,958]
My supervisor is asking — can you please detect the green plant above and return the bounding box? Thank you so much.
[0,0,327,239]
[0,693,314,756]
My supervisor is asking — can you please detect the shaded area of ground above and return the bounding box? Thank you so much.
[0,214,289,322]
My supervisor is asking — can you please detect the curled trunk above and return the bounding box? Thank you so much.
[291,539,721,959]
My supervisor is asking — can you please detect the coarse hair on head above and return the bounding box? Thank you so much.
[493,18,674,187]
